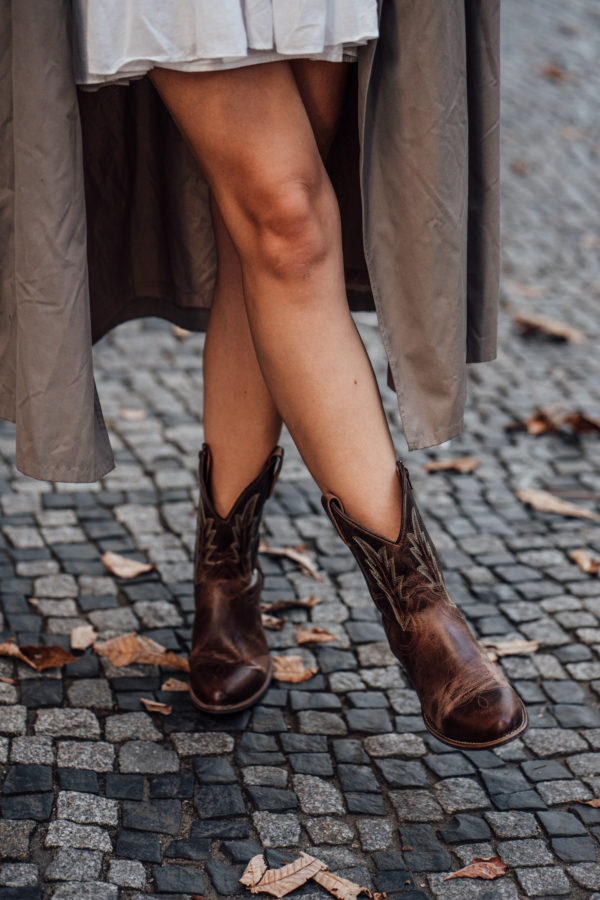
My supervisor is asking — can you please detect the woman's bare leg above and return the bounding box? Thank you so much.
[151,61,402,539]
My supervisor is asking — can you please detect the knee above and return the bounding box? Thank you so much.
[236,171,336,279]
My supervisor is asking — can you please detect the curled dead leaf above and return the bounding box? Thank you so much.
[239,854,268,889]
[261,596,322,613]
[0,676,16,684]
[444,856,507,881]
[140,698,172,715]
[579,798,600,808]
[101,551,155,579]
[423,456,481,474]
[161,677,190,692]
[94,632,190,672]
[172,325,193,339]
[272,655,318,683]
[563,412,600,434]
[259,540,324,581]
[262,613,288,631]
[70,624,98,651]
[513,311,587,343]
[245,852,327,898]
[295,625,337,645]
[570,548,599,575]
[516,488,598,521]
[0,639,76,671]
[482,638,540,663]
[540,62,570,83]
[507,407,600,436]
[313,869,371,900]
[119,408,147,421]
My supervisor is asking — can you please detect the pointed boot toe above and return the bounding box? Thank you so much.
[428,684,528,749]
[190,655,272,713]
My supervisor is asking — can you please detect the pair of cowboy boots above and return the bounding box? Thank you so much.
[190,444,527,748]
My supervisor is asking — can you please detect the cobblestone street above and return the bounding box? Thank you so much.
[1,0,600,897]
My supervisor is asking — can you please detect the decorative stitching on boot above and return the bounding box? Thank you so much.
[351,536,411,630]
[230,492,261,580]
[407,506,456,610]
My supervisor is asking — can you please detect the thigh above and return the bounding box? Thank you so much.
[290,60,352,159]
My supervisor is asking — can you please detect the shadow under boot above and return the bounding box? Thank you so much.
[190,442,283,713]
[322,461,528,749]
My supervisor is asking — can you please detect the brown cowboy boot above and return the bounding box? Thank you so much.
[322,461,528,749]
[189,442,284,714]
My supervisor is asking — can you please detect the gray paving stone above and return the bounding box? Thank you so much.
[56,791,118,825]
[434,777,490,813]
[363,733,426,758]
[522,727,588,757]
[497,839,554,867]
[46,849,103,881]
[0,863,39,887]
[252,812,301,847]
[484,811,539,838]
[171,731,234,755]
[568,863,600,890]
[108,859,146,888]
[428,872,520,898]
[104,712,161,742]
[293,775,345,814]
[297,711,347,735]
[0,821,36,860]
[389,789,444,822]
[45,821,112,852]
[57,741,114,771]
[304,817,355,844]
[356,817,394,851]
[35,709,100,739]
[0,706,27,735]
[66,679,113,708]
[119,740,179,773]
[515,866,571,897]
[51,883,118,899]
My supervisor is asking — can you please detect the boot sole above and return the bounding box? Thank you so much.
[422,702,529,750]
[189,659,273,715]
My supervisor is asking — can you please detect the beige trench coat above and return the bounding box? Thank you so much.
[1,0,500,482]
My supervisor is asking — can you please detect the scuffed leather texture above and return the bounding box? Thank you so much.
[322,461,527,748]
[190,443,283,712]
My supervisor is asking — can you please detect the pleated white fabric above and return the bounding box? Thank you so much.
[72,0,379,85]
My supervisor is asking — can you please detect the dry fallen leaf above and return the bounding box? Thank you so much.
[516,488,598,520]
[570,549,599,575]
[423,456,481,474]
[119,408,147,421]
[579,798,600,808]
[444,857,507,882]
[240,855,269,888]
[272,655,318,683]
[140,698,172,715]
[563,412,600,434]
[505,282,546,299]
[482,638,541,662]
[262,613,288,631]
[161,678,190,692]
[94,632,190,672]
[313,869,371,900]
[540,62,570,83]
[70,624,98,651]
[513,312,587,343]
[101,551,155,579]
[262,596,322,613]
[510,159,529,177]
[172,325,193,339]
[259,540,324,581]
[295,625,337,645]
[0,676,16,684]
[506,408,561,435]
[244,852,328,898]
[0,639,76,672]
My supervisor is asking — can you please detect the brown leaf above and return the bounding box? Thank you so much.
[513,312,587,343]
[506,408,561,435]
[70,624,98,651]
[0,676,16,684]
[272,655,318,683]
[295,625,337,645]
[94,632,190,672]
[444,856,507,882]
[119,408,147,421]
[101,551,155,579]
[579,798,600,808]
[0,639,76,671]
[570,549,599,575]
[261,613,288,631]
[516,488,598,520]
[540,62,570,83]
[313,869,371,900]
[140,698,172,715]
[510,159,529,177]
[563,412,600,434]
[172,325,193,339]
[423,456,481,474]
[259,540,324,581]
[161,677,190,692]
[482,638,540,663]
[505,282,546,299]
[262,596,322,613]
[240,854,268,888]
[248,852,328,898]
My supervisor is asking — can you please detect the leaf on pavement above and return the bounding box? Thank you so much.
[563,412,600,434]
[161,677,190,692]
[0,638,76,671]
[172,325,193,339]
[444,857,507,881]
[70,624,98,651]
[579,798,600,808]
[513,312,587,343]
[540,62,570,83]
[295,625,337,645]
[101,551,155,579]
[0,676,16,684]
[313,869,372,900]
[240,855,268,888]
[569,548,599,575]
[262,613,288,631]
[261,596,322,613]
[119,408,147,421]
[423,456,481,474]
[272,655,318,683]
[94,631,190,672]
[482,638,540,662]
[516,488,598,520]
[140,698,172,715]
[245,852,328,898]
[506,408,561,435]
[259,540,324,581]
